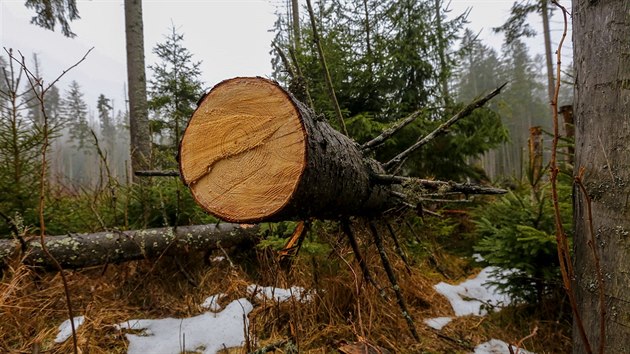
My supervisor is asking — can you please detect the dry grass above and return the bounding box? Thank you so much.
[0,220,571,354]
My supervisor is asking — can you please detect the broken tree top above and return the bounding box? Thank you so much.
[179,77,395,223]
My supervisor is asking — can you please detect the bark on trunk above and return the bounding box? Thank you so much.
[179,77,396,223]
[0,224,258,270]
[573,1,630,352]
[125,0,152,175]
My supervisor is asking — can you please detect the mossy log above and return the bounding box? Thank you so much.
[179,77,397,223]
[0,223,258,269]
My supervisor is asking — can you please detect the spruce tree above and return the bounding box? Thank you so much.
[63,80,90,152]
[148,25,204,167]
[97,94,115,153]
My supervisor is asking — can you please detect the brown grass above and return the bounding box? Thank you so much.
[0,220,571,354]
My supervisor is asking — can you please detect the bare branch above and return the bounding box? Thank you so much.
[361,110,422,152]
[372,174,507,195]
[135,170,180,177]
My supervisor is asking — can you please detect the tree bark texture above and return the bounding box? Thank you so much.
[0,224,258,270]
[125,0,152,175]
[573,1,630,352]
[179,77,397,223]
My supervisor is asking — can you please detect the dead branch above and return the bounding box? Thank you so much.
[384,83,507,172]
[361,110,423,152]
[135,170,179,177]
[372,174,507,195]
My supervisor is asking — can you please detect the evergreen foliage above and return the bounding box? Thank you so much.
[472,174,572,303]
[0,54,45,234]
[271,0,507,180]
[63,80,91,151]
[24,0,80,38]
[148,25,205,168]
[97,94,115,153]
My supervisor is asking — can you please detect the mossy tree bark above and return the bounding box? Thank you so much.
[573,1,630,352]
[0,224,258,270]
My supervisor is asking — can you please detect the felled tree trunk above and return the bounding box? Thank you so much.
[179,77,396,223]
[0,223,258,270]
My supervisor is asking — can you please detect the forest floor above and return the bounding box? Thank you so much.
[0,216,571,353]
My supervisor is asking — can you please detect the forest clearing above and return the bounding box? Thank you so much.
[1,0,628,353]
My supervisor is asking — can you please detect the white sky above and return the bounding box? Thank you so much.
[0,0,572,115]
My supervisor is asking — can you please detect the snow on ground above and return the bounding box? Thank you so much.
[200,293,226,312]
[54,316,85,343]
[116,298,253,354]
[433,267,513,317]
[104,284,310,354]
[423,316,452,330]
[474,339,535,354]
[425,265,536,354]
[247,284,310,302]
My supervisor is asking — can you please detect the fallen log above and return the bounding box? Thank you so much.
[179,77,396,223]
[0,223,259,269]
[179,77,506,223]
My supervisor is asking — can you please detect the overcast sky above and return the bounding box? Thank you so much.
[1,0,572,116]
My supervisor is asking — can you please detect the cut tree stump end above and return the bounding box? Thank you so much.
[179,77,307,222]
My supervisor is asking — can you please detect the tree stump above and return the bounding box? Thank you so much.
[179,77,395,223]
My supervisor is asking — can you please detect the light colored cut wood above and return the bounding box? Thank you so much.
[180,77,306,221]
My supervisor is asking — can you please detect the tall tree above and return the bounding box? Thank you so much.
[24,0,152,177]
[124,0,152,175]
[0,53,44,232]
[573,1,630,352]
[148,24,204,165]
[63,80,90,151]
[97,94,115,153]
[494,0,555,105]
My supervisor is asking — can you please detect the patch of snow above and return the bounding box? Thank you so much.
[434,267,513,316]
[117,298,253,354]
[474,339,535,354]
[247,285,311,302]
[472,253,485,262]
[201,293,226,312]
[423,317,452,330]
[54,316,85,343]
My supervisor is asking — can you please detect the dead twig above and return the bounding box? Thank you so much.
[9,47,94,354]
[372,174,507,195]
[368,220,420,342]
[513,325,538,354]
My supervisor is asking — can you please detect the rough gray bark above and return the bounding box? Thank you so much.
[573,1,630,353]
[0,224,258,270]
[125,0,152,175]
[276,99,396,221]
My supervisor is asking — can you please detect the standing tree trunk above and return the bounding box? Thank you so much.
[540,0,555,106]
[573,1,630,352]
[125,0,152,176]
